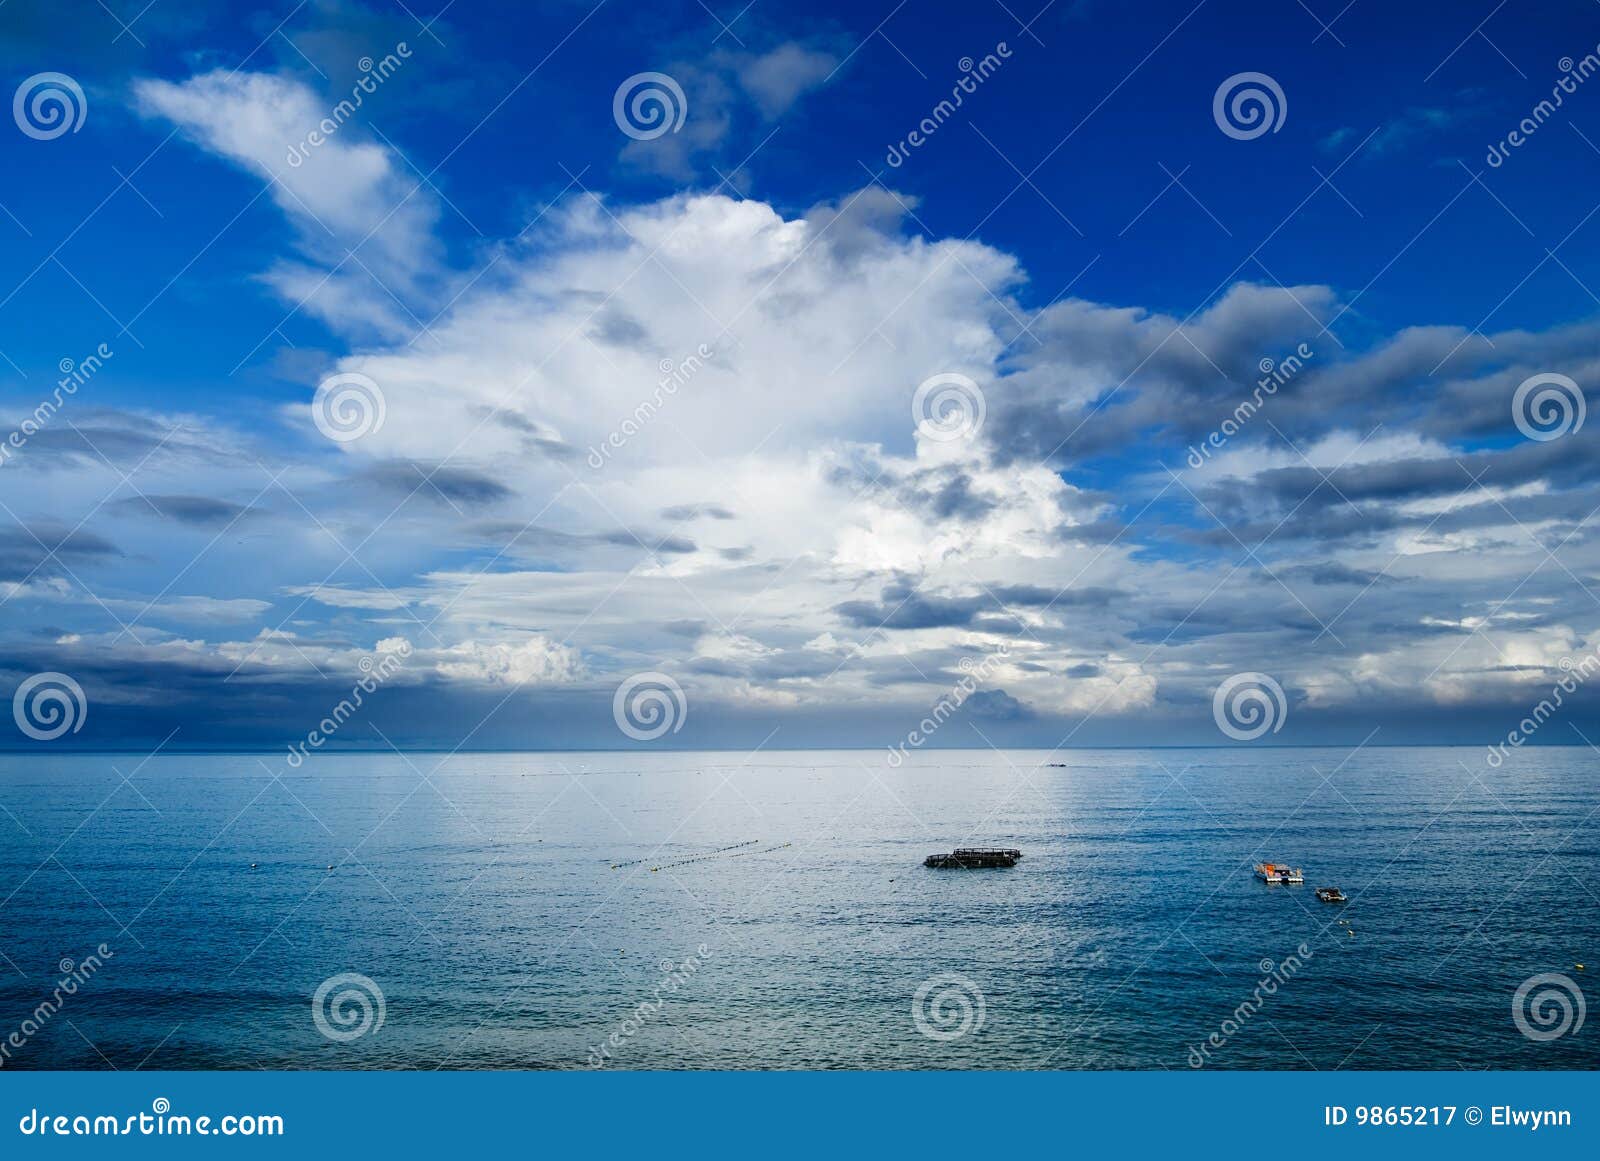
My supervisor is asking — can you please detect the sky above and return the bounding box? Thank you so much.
[2,0,1600,751]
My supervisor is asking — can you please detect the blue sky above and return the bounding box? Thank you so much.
[3,0,1600,750]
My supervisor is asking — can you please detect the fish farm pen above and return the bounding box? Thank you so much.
[923,847,1022,868]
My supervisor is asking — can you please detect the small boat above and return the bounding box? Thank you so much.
[1253,861,1303,884]
[924,847,1021,869]
[1315,887,1347,903]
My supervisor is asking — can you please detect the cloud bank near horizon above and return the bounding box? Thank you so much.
[5,62,1600,752]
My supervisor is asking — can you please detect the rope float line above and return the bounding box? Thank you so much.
[648,841,792,873]
[611,839,760,871]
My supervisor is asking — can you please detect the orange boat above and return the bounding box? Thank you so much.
[1253,861,1304,884]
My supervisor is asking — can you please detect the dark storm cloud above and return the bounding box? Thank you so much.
[836,580,1123,632]
[585,308,650,348]
[896,469,997,521]
[962,688,1032,720]
[984,283,1335,466]
[990,583,1121,608]
[111,494,258,525]
[1282,561,1396,587]
[7,411,232,471]
[470,408,583,460]
[1203,436,1600,520]
[1189,473,1600,550]
[473,521,698,556]
[836,582,987,630]
[660,503,736,521]
[361,460,515,507]
[0,525,120,580]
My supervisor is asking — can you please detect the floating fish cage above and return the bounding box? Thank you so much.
[924,847,1022,869]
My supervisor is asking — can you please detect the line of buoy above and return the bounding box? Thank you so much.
[719,842,792,860]
[613,839,760,870]
[651,841,789,872]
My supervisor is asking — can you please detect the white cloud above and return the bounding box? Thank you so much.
[432,637,584,685]
[134,70,440,337]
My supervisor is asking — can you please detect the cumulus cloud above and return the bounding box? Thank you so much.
[14,66,1600,745]
[134,69,441,337]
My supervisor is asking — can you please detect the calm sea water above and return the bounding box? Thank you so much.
[0,747,1594,1070]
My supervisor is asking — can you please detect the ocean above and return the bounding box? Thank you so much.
[0,747,1594,1070]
